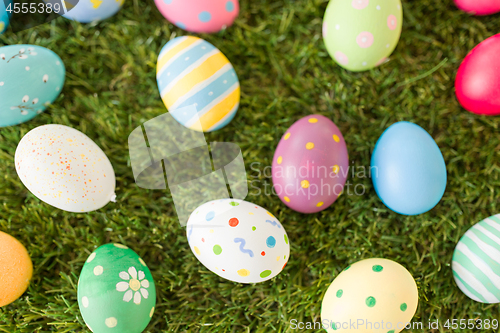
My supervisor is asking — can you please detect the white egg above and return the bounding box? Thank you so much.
[186,199,290,283]
[15,124,116,213]
[321,258,418,333]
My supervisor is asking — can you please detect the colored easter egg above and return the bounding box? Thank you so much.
[156,36,240,132]
[321,258,418,333]
[0,231,33,307]
[15,124,116,213]
[154,0,239,34]
[78,244,156,333]
[454,0,500,15]
[371,121,446,215]
[323,0,403,72]
[49,0,124,23]
[455,34,500,116]
[0,0,12,34]
[0,44,65,127]
[272,114,349,214]
[452,214,500,303]
[186,199,290,283]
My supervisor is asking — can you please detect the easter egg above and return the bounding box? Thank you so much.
[452,214,500,303]
[272,114,348,214]
[455,34,500,116]
[371,121,447,215]
[15,124,116,213]
[156,36,240,132]
[0,0,12,34]
[51,0,124,23]
[154,0,239,34]
[0,231,33,307]
[0,45,65,127]
[321,258,418,333]
[78,244,156,333]
[186,199,290,283]
[454,0,500,15]
[323,0,403,72]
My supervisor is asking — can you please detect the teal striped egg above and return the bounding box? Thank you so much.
[452,214,500,303]
[156,36,240,132]
[0,45,65,127]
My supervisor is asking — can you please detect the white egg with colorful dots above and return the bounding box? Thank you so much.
[186,199,290,284]
[321,258,418,333]
[15,124,116,213]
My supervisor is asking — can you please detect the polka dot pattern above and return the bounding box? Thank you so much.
[78,244,156,333]
[154,0,240,34]
[272,115,349,214]
[321,258,418,333]
[323,0,403,71]
[186,199,290,284]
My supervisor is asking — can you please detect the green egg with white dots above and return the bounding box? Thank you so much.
[322,0,403,72]
[321,258,418,333]
[77,244,156,333]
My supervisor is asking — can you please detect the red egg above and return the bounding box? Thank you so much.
[454,0,500,15]
[455,34,500,116]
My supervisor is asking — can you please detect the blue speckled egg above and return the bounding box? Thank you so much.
[371,121,447,215]
[1,0,12,34]
[59,0,124,23]
[0,45,65,127]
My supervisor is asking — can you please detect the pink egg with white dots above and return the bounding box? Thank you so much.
[154,0,239,34]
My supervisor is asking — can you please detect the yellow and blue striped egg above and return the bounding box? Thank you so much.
[156,36,240,132]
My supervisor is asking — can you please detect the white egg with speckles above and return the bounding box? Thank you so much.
[15,124,116,213]
[321,258,418,333]
[187,199,290,283]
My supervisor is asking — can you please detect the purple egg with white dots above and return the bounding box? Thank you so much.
[186,199,290,283]
[154,0,239,34]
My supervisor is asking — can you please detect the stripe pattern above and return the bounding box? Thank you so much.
[156,36,240,132]
[452,214,500,303]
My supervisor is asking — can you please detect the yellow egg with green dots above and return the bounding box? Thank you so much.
[321,258,418,333]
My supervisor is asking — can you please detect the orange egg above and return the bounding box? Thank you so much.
[0,231,33,307]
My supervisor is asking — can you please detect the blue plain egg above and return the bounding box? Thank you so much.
[371,121,447,215]
[0,45,65,127]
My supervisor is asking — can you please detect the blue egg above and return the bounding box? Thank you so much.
[0,45,65,127]
[43,0,124,23]
[371,121,447,215]
[0,0,12,34]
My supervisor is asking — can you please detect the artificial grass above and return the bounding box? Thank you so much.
[1,0,500,332]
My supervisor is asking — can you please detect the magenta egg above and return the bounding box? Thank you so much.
[455,34,500,116]
[454,0,500,15]
[272,115,349,214]
[154,0,239,34]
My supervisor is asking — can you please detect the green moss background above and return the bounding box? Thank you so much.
[1,0,500,332]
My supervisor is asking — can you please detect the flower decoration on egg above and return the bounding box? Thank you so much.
[116,267,151,305]
[0,45,65,127]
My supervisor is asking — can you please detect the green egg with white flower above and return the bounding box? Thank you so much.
[77,244,156,333]
[322,0,403,72]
